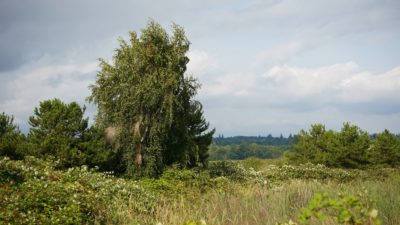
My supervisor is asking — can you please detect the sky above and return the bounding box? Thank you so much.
[0,0,399,136]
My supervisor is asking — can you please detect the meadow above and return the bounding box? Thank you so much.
[1,157,398,225]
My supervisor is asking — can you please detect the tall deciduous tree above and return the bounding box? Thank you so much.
[88,21,214,176]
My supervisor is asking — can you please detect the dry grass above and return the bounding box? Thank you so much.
[112,168,400,225]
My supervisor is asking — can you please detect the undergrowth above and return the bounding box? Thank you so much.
[1,157,399,225]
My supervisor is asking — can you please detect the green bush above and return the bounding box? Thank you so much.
[239,157,267,170]
[0,156,55,184]
[263,163,355,182]
[208,160,248,181]
[0,157,155,224]
[139,167,214,197]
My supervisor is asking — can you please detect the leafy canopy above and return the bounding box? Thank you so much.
[88,20,214,177]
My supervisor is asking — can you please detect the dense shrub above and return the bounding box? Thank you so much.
[0,157,155,224]
[263,163,355,182]
[208,160,248,180]
[208,161,356,184]
[139,167,214,197]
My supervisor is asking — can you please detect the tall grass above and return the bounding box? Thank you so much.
[145,180,400,225]
[114,169,400,225]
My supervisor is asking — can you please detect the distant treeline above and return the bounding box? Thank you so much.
[208,143,289,161]
[213,135,295,146]
[211,130,400,164]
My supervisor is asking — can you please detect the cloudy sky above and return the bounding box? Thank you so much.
[1,0,399,136]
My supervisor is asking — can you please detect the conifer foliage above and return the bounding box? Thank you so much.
[292,122,400,168]
[28,99,103,168]
[0,112,25,159]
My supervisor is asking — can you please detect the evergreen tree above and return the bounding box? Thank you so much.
[369,129,400,166]
[28,99,99,168]
[336,122,370,168]
[294,124,331,164]
[293,123,370,168]
[0,112,25,159]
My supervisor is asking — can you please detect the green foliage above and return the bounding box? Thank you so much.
[293,124,332,164]
[299,192,381,225]
[164,101,215,168]
[155,170,400,225]
[0,112,26,159]
[2,156,397,225]
[277,191,381,225]
[0,157,155,224]
[208,160,248,180]
[263,163,355,183]
[27,98,107,168]
[88,20,214,177]
[239,156,269,170]
[337,123,370,167]
[180,220,207,225]
[139,167,214,197]
[209,161,357,184]
[207,160,264,183]
[28,98,87,166]
[213,134,295,146]
[292,122,398,168]
[369,129,400,166]
[76,125,110,169]
[209,143,287,160]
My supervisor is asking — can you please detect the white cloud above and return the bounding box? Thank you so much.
[198,61,400,135]
[253,40,308,66]
[262,63,400,104]
[339,66,400,102]
[0,55,98,127]
[187,50,218,77]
